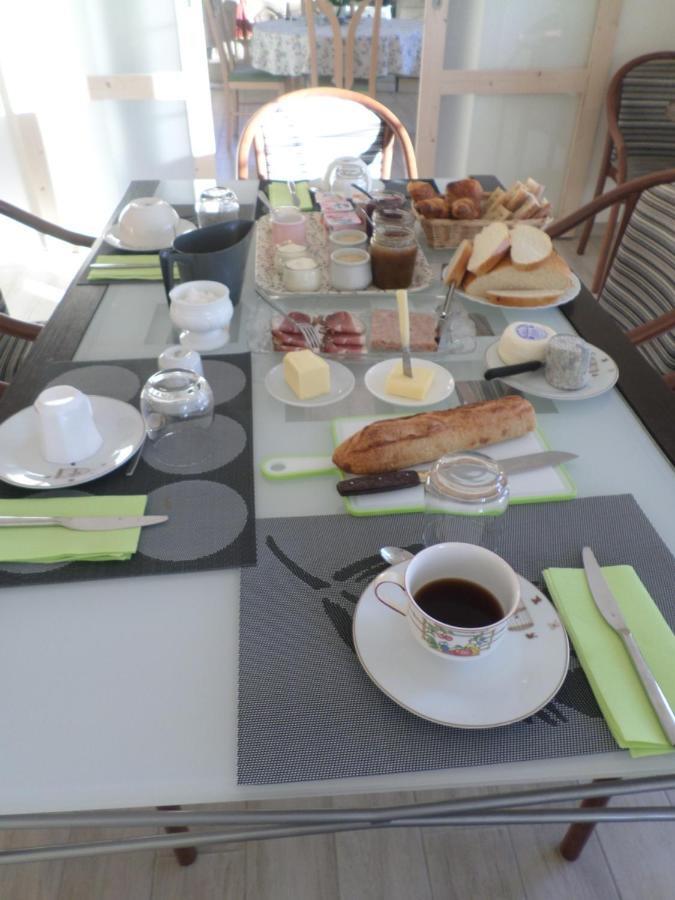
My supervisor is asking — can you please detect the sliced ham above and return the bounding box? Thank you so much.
[322,311,365,335]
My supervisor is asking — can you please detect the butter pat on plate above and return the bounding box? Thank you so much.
[283,349,331,400]
[385,361,435,401]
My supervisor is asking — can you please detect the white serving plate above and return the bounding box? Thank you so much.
[455,273,581,310]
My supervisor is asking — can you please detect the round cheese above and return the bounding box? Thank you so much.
[497,322,556,365]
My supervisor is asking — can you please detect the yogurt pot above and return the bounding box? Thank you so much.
[328,229,368,251]
[330,248,372,291]
[282,256,322,292]
[275,241,308,273]
[270,206,306,245]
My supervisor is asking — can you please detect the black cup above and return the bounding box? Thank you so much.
[160,220,254,305]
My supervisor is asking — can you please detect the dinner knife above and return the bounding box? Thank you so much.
[287,180,301,208]
[336,450,577,495]
[396,289,413,378]
[582,547,675,744]
[0,515,168,531]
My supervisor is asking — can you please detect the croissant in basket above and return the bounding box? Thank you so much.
[415,196,450,219]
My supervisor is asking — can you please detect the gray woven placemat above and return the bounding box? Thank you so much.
[238,494,675,784]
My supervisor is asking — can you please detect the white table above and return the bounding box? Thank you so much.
[0,179,674,851]
[250,17,422,79]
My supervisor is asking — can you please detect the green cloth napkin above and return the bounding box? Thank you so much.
[267,181,313,211]
[87,254,175,282]
[544,565,675,757]
[0,496,148,563]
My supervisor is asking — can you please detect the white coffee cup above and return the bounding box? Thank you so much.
[118,197,180,248]
[34,386,104,464]
[158,345,204,376]
[375,542,520,660]
[169,280,233,351]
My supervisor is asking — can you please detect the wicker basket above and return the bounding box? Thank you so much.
[414,208,553,250]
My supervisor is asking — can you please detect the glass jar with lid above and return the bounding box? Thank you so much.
[195,187,240,228]
[370,223,418,289]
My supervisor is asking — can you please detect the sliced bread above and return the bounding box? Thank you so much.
[467,222,510,276]
[510,224,553,270]
[463,252,572,299]
[443,239,473,285]
[485,288,565,308]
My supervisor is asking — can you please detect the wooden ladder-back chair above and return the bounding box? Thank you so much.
[577,51,675,293]
[236,86,417,181]
[203,0,287,144]
[0,199,94,399]
[304,0,383,97]
[548,170,675,389]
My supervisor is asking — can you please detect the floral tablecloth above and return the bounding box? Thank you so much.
[250,17,422,79]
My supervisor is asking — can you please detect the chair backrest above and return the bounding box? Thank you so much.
[304,0,383,97]
[599,182,675,376]
[608,52,675,173]
[236,86,418,180]
[203,0,239,81]
[0,199,93,247]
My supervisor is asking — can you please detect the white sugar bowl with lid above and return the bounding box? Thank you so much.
[169,280,233,351]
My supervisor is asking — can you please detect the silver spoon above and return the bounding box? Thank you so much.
[380,546,414,566]
[257,190,272,212]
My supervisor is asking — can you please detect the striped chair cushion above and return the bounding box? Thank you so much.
[0,289,34,384]
[599,183,675,376]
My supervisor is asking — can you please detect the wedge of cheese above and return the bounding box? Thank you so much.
[385,362,434,401]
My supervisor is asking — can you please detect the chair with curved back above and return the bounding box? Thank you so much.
[0,199,94,400]
[548,169,675,389]
[203,0,287,144]
[304,0,383,97]
[577,52,675,293]
[236,86,418,181]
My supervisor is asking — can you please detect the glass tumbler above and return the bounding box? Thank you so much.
[195,187,240,228]
[423,451,509,549]
[140,369,214,463]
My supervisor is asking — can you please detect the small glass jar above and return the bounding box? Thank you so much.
[423,452,510,548]
[370,224,418,290]
[195,187,239,228]
[372,207,416,230]
[282,256,321,292]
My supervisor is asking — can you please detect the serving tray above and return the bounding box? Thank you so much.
[255,212,433,295]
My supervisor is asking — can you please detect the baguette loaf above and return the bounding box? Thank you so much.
[332,395,536,475]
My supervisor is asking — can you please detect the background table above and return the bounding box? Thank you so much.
[250,17,422,79]
[0,179,674,818]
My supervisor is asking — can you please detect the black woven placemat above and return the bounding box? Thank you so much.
[238,495,674,784]
[0,353,256,587]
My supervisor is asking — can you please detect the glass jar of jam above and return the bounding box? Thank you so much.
[370,224,418,290]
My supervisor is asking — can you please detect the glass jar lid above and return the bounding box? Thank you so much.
[427,452,509,508]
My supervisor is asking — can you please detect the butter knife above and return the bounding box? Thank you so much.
[0,515,168,531]
[396,289,413,378]
[337,451,577,495]
[582,547,675,744]
[287,180,301,208]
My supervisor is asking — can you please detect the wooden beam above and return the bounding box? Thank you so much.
[436,68,588,95]
[87,73,186,101]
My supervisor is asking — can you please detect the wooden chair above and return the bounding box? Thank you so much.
[236,86,417,181]
[577,52,675,293]
[203,0,287,145]
[304,0,383,97]
[548,170,675,389]
[0,200,94,398]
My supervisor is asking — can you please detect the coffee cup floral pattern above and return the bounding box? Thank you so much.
[408,602,508,657]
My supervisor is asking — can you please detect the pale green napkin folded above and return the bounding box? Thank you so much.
[87,254,171,281]
[267,181,313,211]
[544,565,675,757]
[0,496,148,563]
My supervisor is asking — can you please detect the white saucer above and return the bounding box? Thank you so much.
[455,273,581,310]
[0,396,145,489]
[484,341,619,400]
[353,560,569,728]
[105,220,196,252]
[364,358,455,407]
[265,359,355,407]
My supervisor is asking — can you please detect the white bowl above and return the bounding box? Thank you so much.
[169,280,233,351]
[118,197,180,249]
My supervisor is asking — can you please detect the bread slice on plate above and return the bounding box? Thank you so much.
[443,239,473,285]
[511,224,553,270]
[463,251,572,300]
[485,288,565,308]
[467,222,510,276]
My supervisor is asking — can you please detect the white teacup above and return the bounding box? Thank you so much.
[118,197,179,248]
[169,280,233,351]
[375,542,520,660]
[34,386,103,464]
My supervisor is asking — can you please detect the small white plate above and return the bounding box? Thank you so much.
[265,359,355,408]
[105,220,196,252]
[455,273,581,310]
[353,560,569,728]
[364,358,455,407]
[484,341,619,400]
[0,396,145,490]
